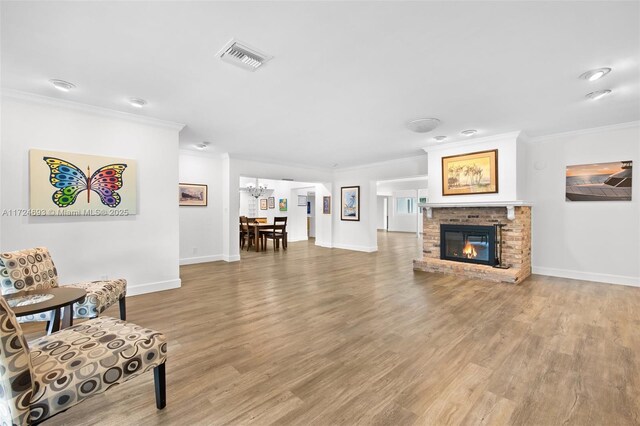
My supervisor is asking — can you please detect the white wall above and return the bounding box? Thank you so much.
[238,177,292,222]
[179,151,223,265]
[376,178,428,195]
[527,123,639,286]
[387,189,420,233]
[424,132,526,203]
[313,183,333,248]
[307,194,315,238]
[1,93,183,295]
[333,155,428,252]
[376,196,387,230]
[289,187,312,242]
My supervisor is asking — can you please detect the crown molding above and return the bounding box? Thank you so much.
[529,121,640,143]
[2,89,186,131]
[422,131,522,153]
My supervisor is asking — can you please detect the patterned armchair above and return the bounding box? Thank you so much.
[0,247,127,323]
[0,296,166,425]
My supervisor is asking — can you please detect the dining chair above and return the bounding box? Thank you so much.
[0,296,166,425]
[261,217,288,251]
[0,248,127,324]
[240,217,258,251]
[239,216,247,248]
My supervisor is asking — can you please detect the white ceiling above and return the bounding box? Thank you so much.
[2,1,639,168]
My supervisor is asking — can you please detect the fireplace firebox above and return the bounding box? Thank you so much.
[440,224,497,266]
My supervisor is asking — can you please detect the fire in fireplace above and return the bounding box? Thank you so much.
[440,224,497,266]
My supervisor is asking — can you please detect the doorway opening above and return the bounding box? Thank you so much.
[238,177,326,258]
[375,176,428,238]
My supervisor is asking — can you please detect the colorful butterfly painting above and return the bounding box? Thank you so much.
[43,157,128,208]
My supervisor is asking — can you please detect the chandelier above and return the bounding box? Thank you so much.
[246,184,268,198]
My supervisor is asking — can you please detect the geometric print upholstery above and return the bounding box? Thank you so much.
[0,297,33,426]
[28,316,167,423]
[66,279,127,318]
[0,247,59,294]
[0,247,127,322]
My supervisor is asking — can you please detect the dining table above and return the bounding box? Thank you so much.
[247,222,274,252]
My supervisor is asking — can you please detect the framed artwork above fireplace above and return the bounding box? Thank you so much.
[442,149,498,196]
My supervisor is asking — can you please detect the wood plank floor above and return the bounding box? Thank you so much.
[35,232,640,425]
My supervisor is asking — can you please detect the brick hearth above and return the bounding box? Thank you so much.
[413,206,531,284]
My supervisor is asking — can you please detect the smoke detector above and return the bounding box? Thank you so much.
[217,39,273,72]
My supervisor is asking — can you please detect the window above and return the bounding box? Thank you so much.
[396,197,416,214]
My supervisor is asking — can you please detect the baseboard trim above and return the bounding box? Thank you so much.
[287,236,308,243]
[127,278,181,297]
[533,266,640,287]
[179,255,224,265]
[315,241,332,248]
[331,243,378,253]
[223,254,241,262]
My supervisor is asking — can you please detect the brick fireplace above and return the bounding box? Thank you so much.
[413,203,531,284]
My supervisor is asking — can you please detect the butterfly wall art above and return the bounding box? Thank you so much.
[29,149,137,215]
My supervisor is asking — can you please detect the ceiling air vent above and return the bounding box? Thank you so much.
[217,39,273,72]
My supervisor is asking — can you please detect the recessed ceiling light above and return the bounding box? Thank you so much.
[460,129,477,136]
[434,136,447,142]
[406,118,441,133]
[585,90,611,100]
[49,79,76,92]
[128,98,147,108]
[195,142,210,150]
[579,68,612,82]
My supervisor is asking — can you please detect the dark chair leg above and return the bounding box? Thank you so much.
[47,308,61,335]
[154,363,167,409]
[119,296,127,321]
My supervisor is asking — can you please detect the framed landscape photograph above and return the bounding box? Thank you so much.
[442,149,498,196]
[323,196,331,214]
[268,196,275,209]
[566,161,632,201]
[279,198,287,211]
[260,199,268,210]
[179,183,208,206]
[341,186,360,221]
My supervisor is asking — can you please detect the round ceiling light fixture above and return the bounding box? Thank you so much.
[195,141,211,150]
[433,136,447,142]
[579,67,612,82]
[49,79,76,92]
[406,118,441,133]
[585,90,611,100]
[460,129,477,136]
[128,98,148,108]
